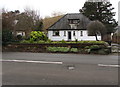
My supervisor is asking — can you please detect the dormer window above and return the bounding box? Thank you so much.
[69,24,77,29]
[68,19,80,24]
[68,19,80,29]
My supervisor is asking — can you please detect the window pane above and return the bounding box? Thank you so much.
[53,31,59,36]
[73,31,75,36]
[69,24,77,29]
[68,19,79,24]
[64,31,66,36]
[80,31,83,36]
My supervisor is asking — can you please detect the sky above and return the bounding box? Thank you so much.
[0,0,119,21]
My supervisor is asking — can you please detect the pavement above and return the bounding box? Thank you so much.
[2,52,119,85]
[111,43,120,53]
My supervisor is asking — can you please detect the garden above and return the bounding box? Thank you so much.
[2,31,111,55]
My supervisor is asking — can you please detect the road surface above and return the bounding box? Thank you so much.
[2,52,119,85]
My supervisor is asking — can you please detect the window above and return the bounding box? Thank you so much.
[53,31,59,36]
[64,31,66,36]
[16,31,25,36]
[14,20,18,25]
[96,32,101,36]
[80,31,83,36]
[68,19,80,24]
[73,31,75,36]
[68,19,79,29]
[69,24,77,29]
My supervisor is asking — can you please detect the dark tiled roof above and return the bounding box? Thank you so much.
[47,13,91,30]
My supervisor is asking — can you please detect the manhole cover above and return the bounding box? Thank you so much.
[67,65,75,70]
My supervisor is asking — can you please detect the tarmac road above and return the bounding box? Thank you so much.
[2,52,119,85]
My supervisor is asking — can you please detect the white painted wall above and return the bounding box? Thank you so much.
[48,30,101,41]
[16,31,25,36]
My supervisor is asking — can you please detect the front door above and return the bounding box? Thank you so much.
[68,31,71,41]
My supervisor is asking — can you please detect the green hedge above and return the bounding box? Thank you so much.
[21,40,107,44]
[47,45,110,55]
[47,47,69,52]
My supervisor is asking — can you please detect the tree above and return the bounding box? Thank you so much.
[24,8,43,31]
[14,12,34,36]
[2,9,20,43]
[2,8,43,39]
[2,29,14,45]
[2,10,18,31]
[34,19,43,31]
[87,20,106,41]
[13,8,43,36]
[80,1,118,34]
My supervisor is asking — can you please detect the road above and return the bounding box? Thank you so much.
[2,52,119,85]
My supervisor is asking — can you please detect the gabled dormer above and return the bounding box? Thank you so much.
[68,19,80,29]
[68,19,80,24]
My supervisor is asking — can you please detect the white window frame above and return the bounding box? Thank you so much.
[53,30,60,36]
[80,31,83,36]
[73,31,75,36]
[64,31,66,36]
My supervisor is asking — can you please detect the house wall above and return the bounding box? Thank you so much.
[48,30,101,41]
[16,31,25,36]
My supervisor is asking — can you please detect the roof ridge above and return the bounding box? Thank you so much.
[47,14,67,30]
[67,13,81,14]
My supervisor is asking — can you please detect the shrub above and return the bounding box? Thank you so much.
[90,45,100,50]
[46,39,52,43]
[85,49,91,53]
[16,35,23,41]
[47,47,69,52]
[30,31,48,41]
[78,48,85,53]
[61,39,66,43]
[20,40,30,43]
[37,40,45,43]
[98,49,110,55]
[70,48,78,52]
[77,41,106,44]
[2,29,14,45]
[57,47,69,52]
[84,46,90,49]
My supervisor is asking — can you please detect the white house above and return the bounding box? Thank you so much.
[47,13,101,41]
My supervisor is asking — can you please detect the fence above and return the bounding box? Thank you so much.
[112,36,120,44]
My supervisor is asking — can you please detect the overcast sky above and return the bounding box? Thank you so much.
[0,0,119,21]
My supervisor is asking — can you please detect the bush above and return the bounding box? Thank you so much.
[21,39,107,45]
[98,49,110,55]
[37,40,45,43]
[85,49,91,53]
[46,39,52,43]
[70,48,78,52]
[30,31,48,41]
[77,41,106,44]
[20,31,48,43]
[20,40,30,43]
[78,48,85,53]
[61,39,66,43]
[16,35,23,41]
[2,29,14,45]
[84,46,90,49]
[47,47,69,52]
[20,40,45,44]
[90,45,100,50]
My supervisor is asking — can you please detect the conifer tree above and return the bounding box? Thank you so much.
[80,1,118,34]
